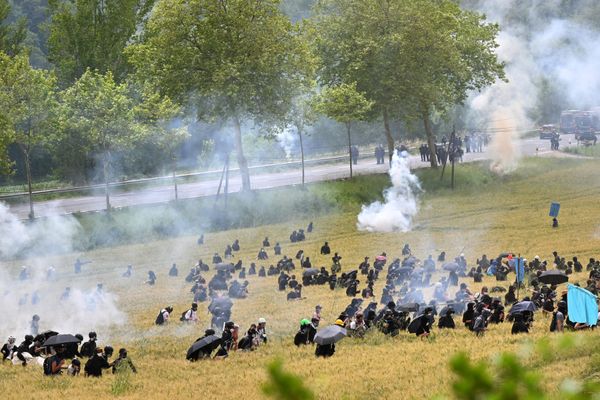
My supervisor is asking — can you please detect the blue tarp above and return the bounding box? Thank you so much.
[549,202,561,217]
[567,284,598,326]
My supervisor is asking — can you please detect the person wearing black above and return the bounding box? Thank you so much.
[315,343,335,358]
[147,270,157,285]
[505,285,517,305]
[212,253,223,264]
[415,308,433,338]
[302,257,312,269]
[224,245,233,258]
[511,313,529,334]
[274,243,281,256]
[328,274,337,290]
[307,222,313,233]
[238,325,258,351]
[215,322,235,358]
[258,266,266,277]
[462,303,475,330]
[359,257,370,275]
[63,334,83,359]
[169,263,178,277]
[232,239,240,252]
[263,237,270,247]
[278,272,290,291]
[80,332,97,358]
[84,347,112,377]
[320,242,331,255]
[438,308,455,329]
[15,335,34,366]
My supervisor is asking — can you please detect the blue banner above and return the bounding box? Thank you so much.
[567,284,598,326]
[549,202,560,217]
[515,258,525,283]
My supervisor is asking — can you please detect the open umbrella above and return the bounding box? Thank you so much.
[43,334,80,347]
[303,268,319,277]
[314,325,347,345]
[443,262,459,272]
[40,330,59,340]
[407,315,428,334]
[509,301,536,315]
[397,303,420,312]
[215,263,234,272]
[539,270,569,285]
[186,335,221,360]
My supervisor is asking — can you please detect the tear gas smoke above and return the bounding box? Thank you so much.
[467,0,600,174]
[357,152,421,233]
[0,203,126,339]
[276,127,297,160]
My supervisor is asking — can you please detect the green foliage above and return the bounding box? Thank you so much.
[48,0,155,85]
[0,0,26,56]
[448,340,600,400]
[262,359,314,400]
[0,51,57,216]
[313,82,373,126]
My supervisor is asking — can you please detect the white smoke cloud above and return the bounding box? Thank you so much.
[466,0,600,174]
[276,127,297,160]
[0,202,126,339]
[357,152,421,232]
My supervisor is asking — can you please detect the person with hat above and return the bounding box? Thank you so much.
[294,319,312,346]
[257,318,268,344]
[1,336,16,361]
[315,320,344,358]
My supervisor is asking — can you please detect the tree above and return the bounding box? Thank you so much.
[287,94,317,186]
[314,82,373,178]
[0,52,57,219]
[59,69,136,211]
[0,0,26,56]
[48,0,155,85]
[127,0,312,192]
[313,0,505,167]
[133,89,189,200]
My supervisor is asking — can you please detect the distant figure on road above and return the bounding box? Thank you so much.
[351,146,359,165]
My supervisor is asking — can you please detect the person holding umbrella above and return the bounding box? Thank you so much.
[43,344,67,375]
[187,329,221,361]
[315,320,346,358]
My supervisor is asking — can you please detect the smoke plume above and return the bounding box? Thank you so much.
[357,152,421,232]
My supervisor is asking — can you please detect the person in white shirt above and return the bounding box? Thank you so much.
[183,303,199,322]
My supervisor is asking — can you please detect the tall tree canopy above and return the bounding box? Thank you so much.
[48,0,155,85]
[314,0,505,167]
[128,0,313,191]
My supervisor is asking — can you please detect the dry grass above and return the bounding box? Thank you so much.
[1,157,600,399]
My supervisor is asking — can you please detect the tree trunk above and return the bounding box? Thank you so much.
[298,127,305,186]
[104,151,111,211]
[423,115,438,168]
[23,147,34,220]
[233,116,251,191]
[383,109,395,165]
[171,153,178,201]
[346,122,353,178]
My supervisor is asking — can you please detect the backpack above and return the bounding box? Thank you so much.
[549,312,558,332]
[80,341,95,358]
[43,355,60,375]
[180,310,189,322]
[155,310,165,325]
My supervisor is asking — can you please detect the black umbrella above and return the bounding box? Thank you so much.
[186,335,221,360]
[314,325,347,345]
[539,270,568,285]
[439,305,455,317]
[509,301,536,315]
[208,296,233,312]
[303,268,319,277]
[215,263,234,272]
[397,303,420,312]
[40,330,59,340]
[443,262,459,272]
[407,315,428,334]
[43,334,80,347]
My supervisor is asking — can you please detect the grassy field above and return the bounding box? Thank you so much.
[1,157,600,399]
[564,144,600,158]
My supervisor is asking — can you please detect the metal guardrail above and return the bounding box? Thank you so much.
[0,148,389,200]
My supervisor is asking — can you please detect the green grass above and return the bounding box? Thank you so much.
[2,156,600,399]
[564,144,600,158]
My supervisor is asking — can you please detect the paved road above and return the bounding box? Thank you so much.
[5,136,566,219]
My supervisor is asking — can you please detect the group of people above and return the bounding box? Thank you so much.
[1,331,136,377]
